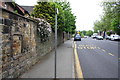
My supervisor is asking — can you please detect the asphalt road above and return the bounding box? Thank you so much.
[75,38,119,78]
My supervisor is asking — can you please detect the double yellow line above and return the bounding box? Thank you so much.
[74,42,84,79]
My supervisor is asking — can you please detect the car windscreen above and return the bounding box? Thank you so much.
[75,35,80,37]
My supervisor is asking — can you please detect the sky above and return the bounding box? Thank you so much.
[15,0,104,31]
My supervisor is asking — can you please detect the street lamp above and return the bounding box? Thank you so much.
[54,7,58,79]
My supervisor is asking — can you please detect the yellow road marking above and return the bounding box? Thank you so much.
[118,58,120,60]
[83,47,86,49]
[102,49,106,52]
[78,47,83,49]
[108,53,114,56]
[74,42,84,79]
[94,47,97,49]
[74,41,76,44]
[97,47,100,49]
[73,41,75,43]
[90,47,94,49]
[87,47,90,49]
[79,45,84,46]
[80,47,83,49]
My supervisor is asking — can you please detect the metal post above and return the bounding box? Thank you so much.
[54,8,57,79]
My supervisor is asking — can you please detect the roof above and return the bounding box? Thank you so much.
[1,2,30,16]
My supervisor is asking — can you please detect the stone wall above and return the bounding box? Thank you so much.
[0,8,67,79]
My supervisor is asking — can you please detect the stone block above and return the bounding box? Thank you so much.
[2,71,9,78]
[8,68,15,75]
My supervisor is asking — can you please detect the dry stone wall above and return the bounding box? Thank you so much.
[0,8,66,79]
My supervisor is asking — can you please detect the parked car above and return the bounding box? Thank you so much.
[96,36,103,40]
[106,36,110,40]
[91,35,97,39]
[84,36,89,38]
[110,34,120,41]
[74,34,81,41]
[91,33,98,39]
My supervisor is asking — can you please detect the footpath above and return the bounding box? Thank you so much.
[20,39,75,78]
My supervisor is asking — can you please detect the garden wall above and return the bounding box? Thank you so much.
[0,8,69,79]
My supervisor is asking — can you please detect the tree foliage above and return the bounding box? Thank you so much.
[79,30,93,37]
[93,1,120,35]
[86,30,93,36]
[80,30,87,36]
[31,1,76,33]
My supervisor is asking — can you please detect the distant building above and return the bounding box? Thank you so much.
[0,1,30,16]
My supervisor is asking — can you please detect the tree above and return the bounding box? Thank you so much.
[80,30,87,36]
[31,1,76,34]
[86,30,93,36]
[102,1,120,35]
[59,2,76,33]
[93,1,120,35]
[31,2,55,28]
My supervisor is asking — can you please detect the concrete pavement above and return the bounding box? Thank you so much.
[20,40,75,78]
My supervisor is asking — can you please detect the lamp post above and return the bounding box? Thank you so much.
[54,7,58,79]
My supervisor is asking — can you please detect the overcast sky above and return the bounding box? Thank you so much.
[15,0,104,31]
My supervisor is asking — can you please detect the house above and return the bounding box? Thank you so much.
[0,1,30,16]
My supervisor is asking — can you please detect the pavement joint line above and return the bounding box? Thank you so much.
[74,42,84,79]
[108,53,114,56]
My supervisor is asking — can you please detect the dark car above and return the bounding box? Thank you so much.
[74,34,81,41]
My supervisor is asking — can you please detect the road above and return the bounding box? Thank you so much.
[75,38,119,78]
